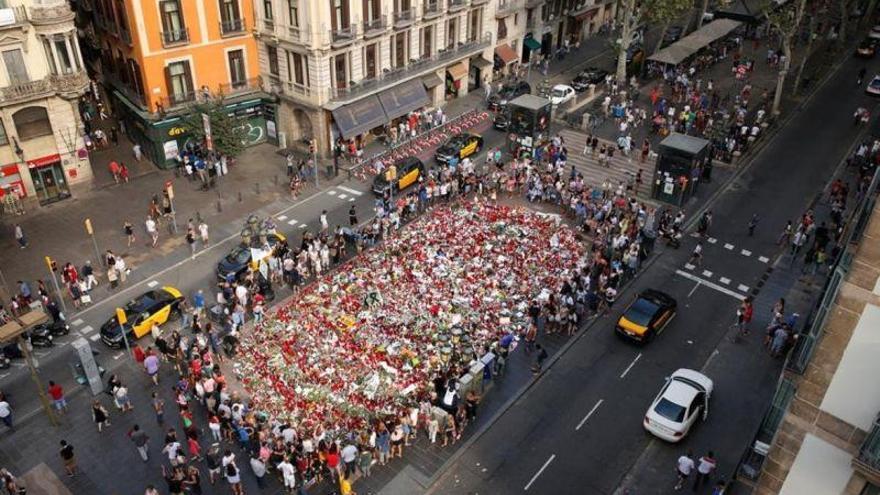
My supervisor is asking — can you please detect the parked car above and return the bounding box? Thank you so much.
[99,287,185,348]
[615,289,677,343]
[867,75,880,96]
[571,67,610,92]
[643,369,713,442]
[487,80,531,110]
[548,84,576,106]
[870,25,880,40]
[857,38,878,58]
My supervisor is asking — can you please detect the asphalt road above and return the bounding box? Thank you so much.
[426,40,877,495]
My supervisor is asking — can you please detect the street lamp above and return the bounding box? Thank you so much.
[84,218,103,266]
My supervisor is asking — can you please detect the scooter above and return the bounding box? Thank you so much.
[660,227,682,249]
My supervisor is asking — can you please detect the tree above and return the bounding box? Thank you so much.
[792,1,820,95]
[837,0,854,47]
[650,0,693,56]
[614,0,641,83]
[181,99,248,158]
[765,0,807,115]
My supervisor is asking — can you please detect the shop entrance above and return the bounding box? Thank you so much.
[30,163,70,205]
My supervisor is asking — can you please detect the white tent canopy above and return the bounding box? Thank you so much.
[647,19,743,66]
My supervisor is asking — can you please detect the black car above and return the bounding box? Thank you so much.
[857,38,878,58]
[493,111,511,131]
[216,233,285,282]
[571,67,610,92]
[99,287,185,348]
[434,133,484,165]
[372,157,425,196]
[615,289,677,343]
[487,81,531,110]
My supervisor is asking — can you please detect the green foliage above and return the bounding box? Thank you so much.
[644,0,693,24]
[181,99,247,158]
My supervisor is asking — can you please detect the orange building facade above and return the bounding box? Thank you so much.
[73,0,277,166]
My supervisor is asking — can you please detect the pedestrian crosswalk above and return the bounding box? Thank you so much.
[557,128,656,198]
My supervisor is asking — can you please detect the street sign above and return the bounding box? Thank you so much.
[115,308,127,325]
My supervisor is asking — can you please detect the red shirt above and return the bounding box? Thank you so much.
[48,384,63,400]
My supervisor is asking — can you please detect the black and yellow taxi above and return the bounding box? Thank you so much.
[615,289,677,343]
[100,287,185,348]
[372,157,424,196]
[217,232,286,282]
[435,133,484,165]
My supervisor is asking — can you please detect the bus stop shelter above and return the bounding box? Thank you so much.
[647,19,743,66]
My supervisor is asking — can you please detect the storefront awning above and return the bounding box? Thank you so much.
[470,56,492,69]
[422,72,444,89]
[332,95,388,139]
[377,79,431,121]
[573,7,599,21]
[494,44,518,65]
[446,62,468,81]
[524,37,542,51]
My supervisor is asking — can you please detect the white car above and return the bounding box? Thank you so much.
[643,368,713,442]
[870,25,880,40]
[549,84,576,106]
[867,75,880,96]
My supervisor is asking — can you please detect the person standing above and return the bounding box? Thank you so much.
[748,214,759,236]
[693,451,717,491]
[349,205,358,226]
[320,210,329,233]
[198,220,209,247]
[675,450,695,490]
[144,351,160,385]
[129,424,150,462]
[689,241,703,267]
[152,391,165,425]
[92,399,110,432]
[0,394,13,429]
[250,455,267,489]
[530,343,548,373]
[13,224,26,249]
[146,216,158,247]
[186,228,196,258]
[59,440,77,476]
[48,380,68,414]
[124,220,136,246]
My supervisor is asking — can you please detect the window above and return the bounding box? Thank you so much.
[219,0,242,32]
[362,0,379,21]
[42,39,57,75]
[263,0,273,20]
[421,25,433,58]
[288,51,309,85]
[115,0,132,42]
[267,45,279,75]
[364,44,377,79]
[13,107,52,141]
[330,0,348,30]
[497,19,506,40]
[2,49,27,84]
[55,39,74,74]
[333,54,347,89]
[227,49,246,87]
[861,484,880,495]
[393,31,407,68]
[287,0,299,27]
[127,59,144,99]
[446,18,457,48]
[165,60,193,103]
[0,120,8,146]
[160,0,186,42]
[468,9,480,42]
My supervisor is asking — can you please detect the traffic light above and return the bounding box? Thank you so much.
[45,256,58,272]
[309,139,316,155]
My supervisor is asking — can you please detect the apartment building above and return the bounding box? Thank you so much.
[527,0,616,61]
[740,197,880,495]
[256,0,497,156]
[0,0,92,206]
[72,0,276,167]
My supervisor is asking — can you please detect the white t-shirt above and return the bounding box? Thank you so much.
[0,401,10,417]
[697,456,716,474]
[145,219,156,233]
[677,455,695,475]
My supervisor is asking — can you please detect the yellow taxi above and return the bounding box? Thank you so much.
[99,286,185,348]
[373,157,425,195]
[616,289,677,343]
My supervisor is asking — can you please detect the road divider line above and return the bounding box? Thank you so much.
[619,353,642,379]
[524,454,556,491]
[277,215,288,221]
[81,325,94,334]
[576,399,604,431]
[287,219,298,226]
[70,319,83,327]
[298,223,307,229]
[147,280,158,288]
[684,263,695,270]
[349,198,356,202]
[338,194,348,199]
[675,270,747,300]
[327,190,337,195]
[688,282,701,298]
[337,186,364,196]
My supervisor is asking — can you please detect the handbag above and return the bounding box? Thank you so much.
[80,294,92,304]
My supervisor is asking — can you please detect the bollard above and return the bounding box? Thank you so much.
[216,200,222,212]
[255,182,260,195]
[238,191,243,202]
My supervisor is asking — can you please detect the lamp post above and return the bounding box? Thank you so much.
[44,256,67,313]
[84,218,103,266]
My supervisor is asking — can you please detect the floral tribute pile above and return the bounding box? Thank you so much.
[237,201,585,433]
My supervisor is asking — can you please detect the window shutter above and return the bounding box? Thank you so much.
[164,65,174,99]
[182,61,194,94]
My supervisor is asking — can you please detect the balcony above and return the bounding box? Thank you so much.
[0,79,53,104]
[49,70,90,97]
[160,90,197,110]
[330,32,491,103]
[448,0,468,12]
[855,416,880,483]
[28,2,75,25]
[472,0,489,5]
[217,76,264,97]
[0,6,29,29]
[262,18,275,33]
[220,17,246,36]
[161,28,190,48]
[496,0,523,16]
[284,24,311,44]
[331,24,356,47]
[271,77,327,106]
[362,15,387,37]
[525,0,543,7]
[393,8,414,28]
[423,0,442,18]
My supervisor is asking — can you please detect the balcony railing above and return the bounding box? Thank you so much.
[855,416,880,479]
[0,79,53,104]
[262,18,275,31]
[330,32,491,103]
[28,2,75,24]
[220,17,246,36]
[362,15,387,36]
[271,77,327,105]
[525,0,543,7]
[160,90,197,109]
[161,28,190,47]
[423,0,441,18]
[285,24,311,43]
[0,6,29,28]
[331,24,356,46]
[496,0,523,16]
[217,76,264,97]
[49,70,90,95]
[393,8,414,27]
[448,0,468,11]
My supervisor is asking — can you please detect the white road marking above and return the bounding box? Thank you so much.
[113,352,124,360]
[147,280,158,288]
[724,243,734,250]
[741,249,752,256]
[349,198,356,202]
[277,215,288,221]
[575,399,604,431]
[337,186,364,196]
[619,353,642,379]
[0,373,7,380]
[758,256,770,263]
[89,333,101,341]
[684,263,695,270]
[675,270,747,300]
[338,194,348,199]
[702,270,713,278]
[81,325,94,334]
[719,277,731,285]
[688,282,701,298]
[327,190,337,195]
[707,237,717,244]
[701,349,721,372]
[287,219,298,226]
[738,284,750,293]
[71,319,83,327]
[524,454,556,491]
[298,223,307,229]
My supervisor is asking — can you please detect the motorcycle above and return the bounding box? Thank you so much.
[660,227,682,249]
[25,321,69,348]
